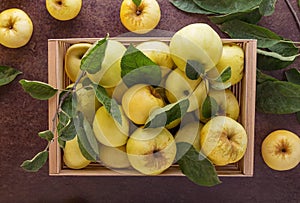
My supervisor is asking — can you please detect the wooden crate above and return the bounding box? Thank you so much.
[48,37,257,177]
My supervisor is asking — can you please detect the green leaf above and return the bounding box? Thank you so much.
[145,98,189,128]
[257,49,299,62]
[80,37,108,74]
[74,111,99,161]
[193,0,261,14]
[176,142,221,187]
[58,137,66,149]
[256,81,300,114]
[38,130,54,142]
[19,79,58,100]
[169,0,215,14]
[185,60,205,80]
[121,44,162,87]
[285,68,300,85]
[209,7,262,24]
[0,66,22,86]
[93,84,122,125]
[257,41,299,70]
[57,90,76,141]
[132,0,142,7]
[20,151,48,172]
[256,69,278,84]
[215,66,231,82]
[259,0,277,16]
[201,96,219,119]
[220,20,282,48]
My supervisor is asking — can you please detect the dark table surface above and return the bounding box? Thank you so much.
[1,1,300,202]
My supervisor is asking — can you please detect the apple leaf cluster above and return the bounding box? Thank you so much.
[170,0,300,121]
[176,142,221,187]
[0,66,22,86]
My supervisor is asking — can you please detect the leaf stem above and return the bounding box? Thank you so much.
[285,0,300,32]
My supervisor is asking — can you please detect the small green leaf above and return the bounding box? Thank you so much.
[38,130,54,142]
[259,0,277,16]
[74,111,99,161]
[257,40,299,70]
[132,0,142,7]
[285,68,300,85]
[0,66,22,86]
[93,84,122,125]
[209,7,262,24]
[176,142,221,187]
[257,49,299,62]
[215,66,231,82]
[21,151,48,172]
[145,98,189,128]
[58,137,66,149]
[121,44,162,87]
[201,96,219,119]
[220,20,282,48]
[80,37,108,74]
[169,0,215,14]
[19,79,58,100]
[193,0,261,14]
[185,60,205,80]
[256,81,300,114]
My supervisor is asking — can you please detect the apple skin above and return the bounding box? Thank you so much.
[200,116,248,166]
[136,41,175,77]
[122,84,165,125]
[126,127,177,175]
[46,0,82,21]
[99,144,131,169]
[208,43,244,85]
[261,130,300,171]
[197,89,240,123]
[93,106,129,147]
[175,122,203,152]
[87,40,126,88]
[120,0,161,34]
[169,23,223,72]
[0,8,33,48]
[165,68,201,110]
[64,43,92,82]
[63,136,91,169]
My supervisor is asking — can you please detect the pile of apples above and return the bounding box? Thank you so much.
[63,23,249,175]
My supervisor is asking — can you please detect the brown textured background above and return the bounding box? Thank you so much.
[0,0,300,202]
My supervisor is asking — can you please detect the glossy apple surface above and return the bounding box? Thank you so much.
[261,130,300,171]
[0,8,33,48]
[46,0,82,21]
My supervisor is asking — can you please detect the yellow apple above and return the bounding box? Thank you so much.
[93,106,129,147]
[122,84,165,125]
[175,122,203,152]
[169,23,223,72]
[46,0,82,21]
[120,0,161,34]
[63,136,91,169]
[197,89,240,123]
[261,130,300,171]
[165,68,201,109]
[126,127,176,175]
[200,116,248,166]
[208,43,244,85]
[87,40,126,88]
[136,41,175,76]
[64,43,92,82]
[75,83,101,124]
[0,8,33,48]
[99,144,131,169]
